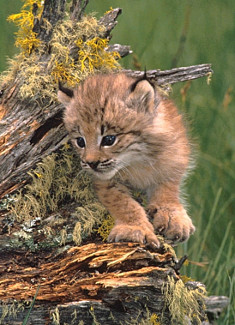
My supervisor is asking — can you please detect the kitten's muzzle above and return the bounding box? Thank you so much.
[81,159,116,179]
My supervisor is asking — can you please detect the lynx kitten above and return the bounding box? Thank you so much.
[58,73,195,248]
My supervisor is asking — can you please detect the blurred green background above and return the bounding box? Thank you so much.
[0,0,234,323]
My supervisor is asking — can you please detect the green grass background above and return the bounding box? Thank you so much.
[0,0,234,323]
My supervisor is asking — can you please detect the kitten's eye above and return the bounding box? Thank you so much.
[76,137,85,148]
[101,135,116,147]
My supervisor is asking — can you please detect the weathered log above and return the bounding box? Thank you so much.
[0,241,229,324]
[0,243,177,302]
[107,44,132,58]
[0,242,209,324]
[205,296,230,323]
[0,298,227,325]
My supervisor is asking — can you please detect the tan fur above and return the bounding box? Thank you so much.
[58,73,195,247]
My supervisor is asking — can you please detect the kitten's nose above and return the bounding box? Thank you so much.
[86,161,100,170]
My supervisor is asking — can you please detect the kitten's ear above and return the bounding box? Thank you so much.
[58,81,74,106]
[128,75,156,113]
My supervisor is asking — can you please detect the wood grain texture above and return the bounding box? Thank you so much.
[0,242,208,324]
[0,242,228,324]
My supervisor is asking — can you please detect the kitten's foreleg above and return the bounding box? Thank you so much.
[94,179,160,248]
[147,182,195,244]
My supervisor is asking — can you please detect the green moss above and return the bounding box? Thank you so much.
[162,276,207,324]
[9,145,90,221]
[7,144,109,245]
[0,301,25,325]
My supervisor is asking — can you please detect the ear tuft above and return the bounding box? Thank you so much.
[58,82,74,106]
[128,74,156,113]
[129,72,155,93]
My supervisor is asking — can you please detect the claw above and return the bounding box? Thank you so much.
[156,226,165,233]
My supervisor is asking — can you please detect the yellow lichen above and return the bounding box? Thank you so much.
[8,145,93,219]
[4,2,122,247]
[5,5,121,99]
[97,214,114,241]
[7,0,43,54]
[105,7,114,14]
[72,203,107,245]
[149,313,161,325]
[51,60,80,87]
[48,16,120,89]
[77,37,120,73]
[51,307,60,325]
[180,274,194,283]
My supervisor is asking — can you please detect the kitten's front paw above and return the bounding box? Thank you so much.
[108,223,160,249]
[148,205,195,244]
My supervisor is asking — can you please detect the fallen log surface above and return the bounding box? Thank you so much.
[0,242,229,324]
[0,241,227,325]
[0,242,177,303]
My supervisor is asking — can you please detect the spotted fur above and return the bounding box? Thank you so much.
[58,73,195,248]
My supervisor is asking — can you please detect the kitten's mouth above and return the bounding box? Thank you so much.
[91,168,117,180]
[81,161,118,180]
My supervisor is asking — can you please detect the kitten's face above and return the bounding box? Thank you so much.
[68,120,146,180]
[58,73,158,180]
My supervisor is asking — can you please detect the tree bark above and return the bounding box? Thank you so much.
[125,63,212,86]
[0,242,209,324]
[0,242,228,324]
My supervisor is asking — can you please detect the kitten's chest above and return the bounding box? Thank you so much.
[117,163,158,190]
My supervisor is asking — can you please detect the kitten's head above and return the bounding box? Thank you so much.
[58,73,159,180]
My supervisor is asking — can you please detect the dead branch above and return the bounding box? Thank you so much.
[125,63,212,86]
